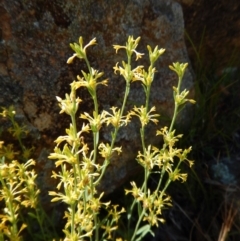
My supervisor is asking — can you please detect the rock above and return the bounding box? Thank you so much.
[0,0,194,196]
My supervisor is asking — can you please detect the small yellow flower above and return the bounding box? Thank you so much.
[98,142,122,159]
[101,224,118,239]
[131,105,159,127]
[169,168,188,182]
[147,45,165,65]
[113,36,144,60]
[125,181,142,199]
[169,62,188,78]
[80,111,107,132]
[136,145,159,170]
[22,147,35,160]
[67,37,97,63]
[104,107,132,128]
[56,93,82,115]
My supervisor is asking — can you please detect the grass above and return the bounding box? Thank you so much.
[162,30,240,241]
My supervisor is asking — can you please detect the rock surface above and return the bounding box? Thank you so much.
[0,0,193,196]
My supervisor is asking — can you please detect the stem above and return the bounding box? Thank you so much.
[6,190,19,239]
[93,160,108,186]
[71,113,80,163]
[155,167,166,193]
[140,73,153,190]
[70,203,76,238]
[169,75,182,132]
[99,48,132,180]
[160,179,171,200]
[128,65,154,237]
[145,84,151,114]
[83,54,102,241]
[111,82,130,149]
[94,214,99,241]
[35,209,47,241]
[9,116,26,157]
[128,198,137,233]
[0,177,18,240]
[84,56,92,76]
[94,78,131,186]
[130,208,146,241]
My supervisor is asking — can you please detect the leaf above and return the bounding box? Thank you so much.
[135,224,154,241]
[28,212,37,219]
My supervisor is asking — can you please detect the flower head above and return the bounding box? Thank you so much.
[67,37,97,64]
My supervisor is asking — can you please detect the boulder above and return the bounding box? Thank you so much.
[0,0,194,196]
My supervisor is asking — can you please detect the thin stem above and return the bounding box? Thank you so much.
[84,56,92,76]
[128,64,154,237]
[7,192,19,239]
[169,75,182,132]
[9,116,26,157]
[35,210,47,241]
[111,82,130,149]
[83,52,102,241]
[130,208,146,241]
[94,214,99,241]
[70,203,76,238]
[156,167,166,193]
[94,68,131,186]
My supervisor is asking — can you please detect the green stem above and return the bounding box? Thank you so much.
[128,67,154,237]
[6,191,19,239]
[84,56,92,76]
[83,55,102,241]
[9,116,26,157]
[94,214,99,241]
[156,167,166,193]
[94,81,131,186]
[111,82,130,148]
[130,208,146,241]
[169,75,182,132]
[35,209,47,241]
[70,203,76,238]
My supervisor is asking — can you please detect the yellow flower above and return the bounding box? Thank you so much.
[67,37,97,63]
[103,107,132,128]
[131,106,159,127]
[147,45,165,65]
[56,93,82,115]
[125,181,142,199]
[80,111,107,132]
[169,62,188,78]
[136,145,159,170]
[98,142,122,159]
[113,36,144,60]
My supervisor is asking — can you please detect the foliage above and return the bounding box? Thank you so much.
[164,30,240,241]
[0,108,58,241]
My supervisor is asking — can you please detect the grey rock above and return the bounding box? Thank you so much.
[0,0,194,195]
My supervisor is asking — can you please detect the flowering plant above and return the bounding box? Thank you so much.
[0,36,195,241]
[49,36,195,241]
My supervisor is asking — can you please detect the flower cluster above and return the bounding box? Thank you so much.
[0,106,59,241]
[47,35,195,241]
[0,157,39,240]
[0,36,195,241]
